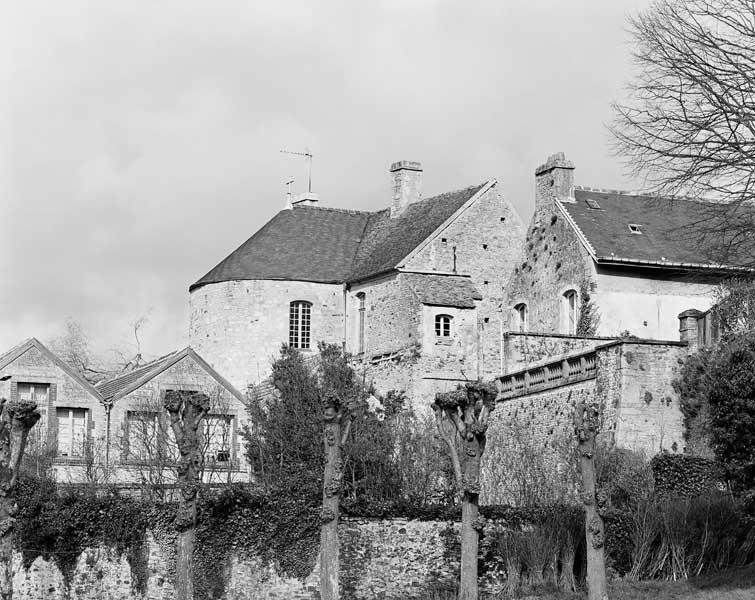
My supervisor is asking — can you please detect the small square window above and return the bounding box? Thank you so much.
[482,244,488,250]
[441,238,447,244]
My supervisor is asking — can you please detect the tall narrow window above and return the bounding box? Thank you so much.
[357,293,366,354]
[562,289,578,335]
[513,303,528,332]
[289,301,312,349]
[435,314,452,337]
[56,407,87,457]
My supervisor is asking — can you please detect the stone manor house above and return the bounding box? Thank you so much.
[3,152,752,484]
[190,153,752,459]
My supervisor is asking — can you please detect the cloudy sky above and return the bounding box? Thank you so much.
[2,0,649,362]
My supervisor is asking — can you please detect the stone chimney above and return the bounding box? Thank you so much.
[390,161,422,218]
[678,308,703,352]
[534,152,575,212]
[291,192,320,207]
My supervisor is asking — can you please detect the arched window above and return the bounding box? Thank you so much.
[562,290,578,335]
[435,314,452,337]
[513,303,528,332]
[356,292,366,354]
[289,301,312,349]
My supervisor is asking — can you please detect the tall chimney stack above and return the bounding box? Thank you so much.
[390,160,422,218]
[534,152,575,213]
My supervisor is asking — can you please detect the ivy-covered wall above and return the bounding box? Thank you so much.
[11,518,507,600]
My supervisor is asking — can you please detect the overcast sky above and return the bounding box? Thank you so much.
[1,0,649,362]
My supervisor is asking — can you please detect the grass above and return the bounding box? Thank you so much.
[420,564,755,600]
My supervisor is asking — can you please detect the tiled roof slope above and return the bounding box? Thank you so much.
[348,184,486,281]
[96,351,180,401]
[190,183,487,291]
[191,208,371,290]
[403,273,482,309]
[562,189,755,270]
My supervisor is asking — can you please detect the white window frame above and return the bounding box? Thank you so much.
[56,407,88,458]
[435,314,453,338]
[289,301,312,349]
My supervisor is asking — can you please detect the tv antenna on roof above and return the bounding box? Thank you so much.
[280,148,313,193]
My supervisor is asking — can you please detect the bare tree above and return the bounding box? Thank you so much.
[163,390,210,600]
[432,382,495,600]
[574,397,608,600]
[0,399,41,600]
[611,0,755,265]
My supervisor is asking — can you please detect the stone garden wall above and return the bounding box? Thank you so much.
[12,518,503,600]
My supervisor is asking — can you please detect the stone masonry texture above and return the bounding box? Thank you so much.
[189,280,345,390]
[11,519,509,600]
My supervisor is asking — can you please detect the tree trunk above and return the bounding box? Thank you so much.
[164,391,209,600]
[175,528,195,600]
[459,492,479,600]
[459,427,482,600]
[576,401,608,600]
[320,417,342,600]
[0,497,14,600]
[0,400,41,600]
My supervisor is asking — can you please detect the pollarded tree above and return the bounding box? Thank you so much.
[0,398,41,600]
[611,0,755,266]
[163,390,210,600]
[318,342,362,600]
[574,398,608,600]
[432,382,496,600]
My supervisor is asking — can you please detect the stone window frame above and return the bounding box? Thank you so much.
[289,300,312,350]
[435,314,453,339]
[512,302,528,332]
[356,292,366,355]
[560,287,579,335]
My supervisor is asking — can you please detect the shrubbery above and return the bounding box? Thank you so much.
[675,331,755,489]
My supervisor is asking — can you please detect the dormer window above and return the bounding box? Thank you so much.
[628,223,643,234]
[435,314,452,338]
[513,303,528,332]
[289,301,312,349]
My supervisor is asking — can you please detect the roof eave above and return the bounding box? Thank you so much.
[594,256,755,272]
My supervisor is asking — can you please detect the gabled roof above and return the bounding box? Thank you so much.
[348,183,488,282]
[96,347,245,404]
[190,182,490,291]
[0,338,102,400]
[559,188,755,271]
[403,273,482,309]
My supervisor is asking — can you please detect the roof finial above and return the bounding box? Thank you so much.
[284,178,295,210]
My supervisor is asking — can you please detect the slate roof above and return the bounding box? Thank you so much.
[348,184,487,282]
[190,183,488,291]
[403,273,482,309]
[561,188,755,270]
[96,347,245,403]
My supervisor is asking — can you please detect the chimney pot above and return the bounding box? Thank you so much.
[390,161,422,218]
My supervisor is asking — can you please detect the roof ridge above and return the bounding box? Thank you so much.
[291,205,372,215]
[576,185,725,207]
[416,182,488,205]
[96,349,180,389]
